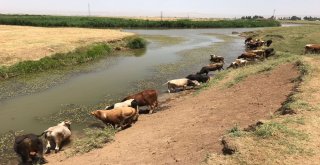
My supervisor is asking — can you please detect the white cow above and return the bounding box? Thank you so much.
[163,78,200,93]
[43,121,72,153]
[105,99,138,110]
[235,58,248,67]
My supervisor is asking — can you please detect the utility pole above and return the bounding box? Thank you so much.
[88,3,91,16]
[161,11,163,21]
[272,9,276,19]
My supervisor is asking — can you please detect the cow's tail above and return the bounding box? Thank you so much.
[38,131,49,138]
[162,81,169,86]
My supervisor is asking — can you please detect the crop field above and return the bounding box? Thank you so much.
[0,25,133,66]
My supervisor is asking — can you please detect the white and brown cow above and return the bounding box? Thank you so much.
[42,121,72,154]
[305,44,320,54]
[164,78,200,93]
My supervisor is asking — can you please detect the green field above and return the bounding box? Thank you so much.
[0,14,281,28]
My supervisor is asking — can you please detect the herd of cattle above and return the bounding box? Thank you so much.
[12,36,320,164]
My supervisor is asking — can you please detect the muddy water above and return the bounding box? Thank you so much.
[0,28,255,135]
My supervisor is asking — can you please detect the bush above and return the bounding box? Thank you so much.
[127,37,146,49]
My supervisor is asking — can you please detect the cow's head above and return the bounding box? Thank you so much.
[58,120,72,130]
[187,80,200,86]
[91,110,101,118]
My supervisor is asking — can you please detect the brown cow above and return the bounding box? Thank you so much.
[250,50,265,57]
[91,107,138,130]
[210,54,224,63]
[122,89,158,114]
[305,44,320,54]
[197,63,224,75]
[237,52,258,60]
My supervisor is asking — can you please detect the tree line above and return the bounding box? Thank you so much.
[278,16,320,21]
[0,14,280,28]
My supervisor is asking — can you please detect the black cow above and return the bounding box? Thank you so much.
[265,48,275,58]
[265,40,273,47]
[186,74,210,83]
[14,133,47,164]
[197,63,224,75]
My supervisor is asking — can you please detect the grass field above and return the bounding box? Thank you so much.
[0,25,133,66]
[0,14,281,29]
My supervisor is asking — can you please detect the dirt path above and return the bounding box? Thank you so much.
[45,63,298,165]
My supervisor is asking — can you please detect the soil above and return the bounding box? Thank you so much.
[44,63,299,165]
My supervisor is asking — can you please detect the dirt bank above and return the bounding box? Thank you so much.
[42,63,298,164]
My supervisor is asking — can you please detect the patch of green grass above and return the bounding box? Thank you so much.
[0,36,146,81]
[254,122,308,140]
[0,43,111,78]
[228,124,243,137]
[283,117,305,125]
[69,127,116,155]
[226,73,248,88]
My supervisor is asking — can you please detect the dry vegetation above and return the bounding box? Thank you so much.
[205,26,320,164]
[0,25,134,66]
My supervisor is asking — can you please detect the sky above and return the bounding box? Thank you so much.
[0,0,319,18]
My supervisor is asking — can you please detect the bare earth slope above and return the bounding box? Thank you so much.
[46,63,298,165]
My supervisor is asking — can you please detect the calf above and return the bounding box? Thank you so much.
[197,63,224,75]
[236,59,248,66]
[265,39,273,47]
[164,78,200,93]
[91,107,138,130]
[105,99,138,110]
[186,74,210,83]
[244,37,253,44]
[305,44,320,54]
[14,133,47,164]
[265,48,275,58]
[238,52,258,60]
[246,39,265,50]
[227,62,238,69]
[227,59,248,69]
[42,121,71,154]
[250,50,265,57]
[122,89,158,114]
[210,54,224,63]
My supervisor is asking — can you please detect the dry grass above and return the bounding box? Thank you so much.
[204,25,320,164]
[0,25,134,66]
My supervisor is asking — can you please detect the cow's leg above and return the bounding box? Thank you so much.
[20,150,31,163]
[54,135,62,153]
[148,105,153,114]
[45,140,51,154]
